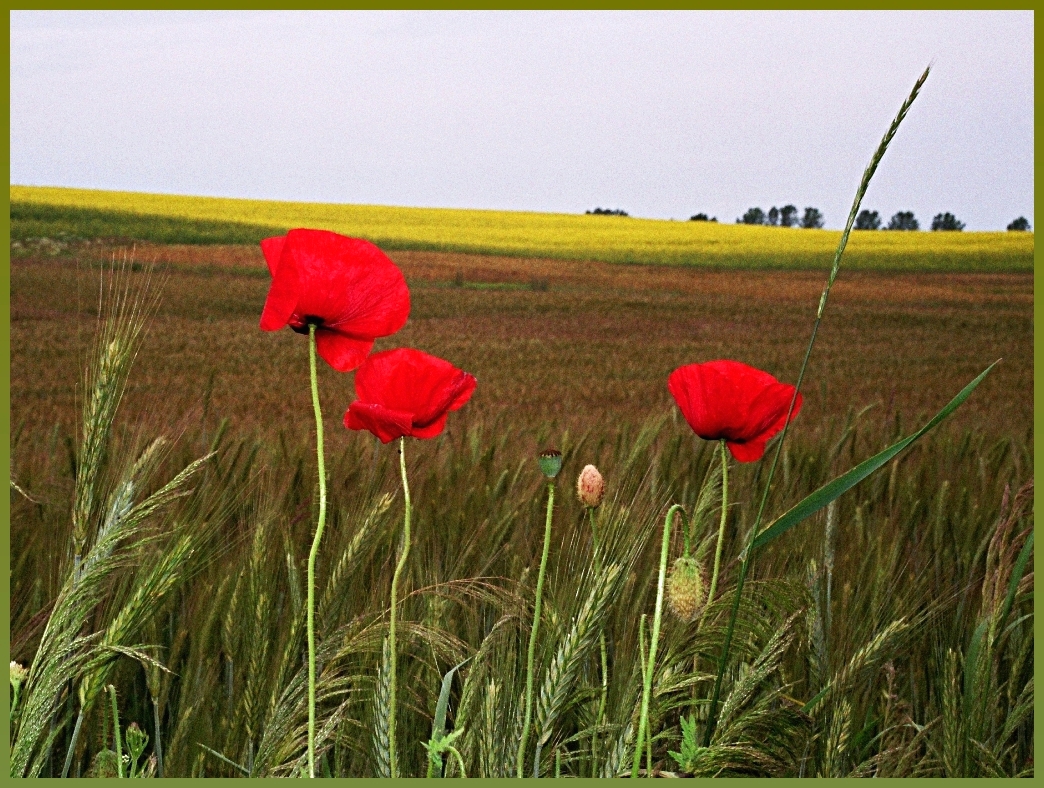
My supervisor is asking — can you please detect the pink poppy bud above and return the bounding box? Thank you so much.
[576,464,605,508]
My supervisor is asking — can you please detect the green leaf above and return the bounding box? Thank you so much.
[433,657,470,743]
[997,530,1033,636]
[750,362,996,553]
[427,657,470,778]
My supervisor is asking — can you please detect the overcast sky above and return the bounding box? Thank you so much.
[10,10,1034,230]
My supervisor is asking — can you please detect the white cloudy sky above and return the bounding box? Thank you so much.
[10,10,1034,229]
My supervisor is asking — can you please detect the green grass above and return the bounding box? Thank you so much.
[10,387,1033,776]
[10,200,285,246]
[10,185,1034,272]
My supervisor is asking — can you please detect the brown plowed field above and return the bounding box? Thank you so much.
[10,243,1033,448]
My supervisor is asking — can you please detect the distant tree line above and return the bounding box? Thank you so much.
[734,205,823,229]
[855,210,1031,232]
[858,210,966,231]
[587,204,1030,231]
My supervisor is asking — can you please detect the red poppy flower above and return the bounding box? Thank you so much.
[259,229,410,371]
[344,348,477,443]
[667,360,802,462]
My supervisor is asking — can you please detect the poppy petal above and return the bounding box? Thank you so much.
[260,235,286,276]
[413,370,477,428]
[447,372,478,412]
[410,413,451,440]
[315,330,375,373]
[727,438,769,463]
[740,383,801,442]
[260,250,300,331]
[284,230,410,339]
[668,364,731,440]
[344,402,414,444]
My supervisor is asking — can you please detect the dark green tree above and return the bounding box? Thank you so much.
[738,207,766,225]
[689,213,717,222]
[930,212,965,231]
[767,206,780,226]
[1007,216,1030,231]
[586,207,629,216]
[801,206,824,229]
[855,209,881,230]
[887,211,919,230]
[779,204,799,227]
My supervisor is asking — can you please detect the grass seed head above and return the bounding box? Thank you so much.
[576,464,605,508]
[10,661,27,689]
[538,449,563,479]
[667,556,707,623]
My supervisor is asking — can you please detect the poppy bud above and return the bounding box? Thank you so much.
[576,464,605,508]
[538,449,563,479]
[666,556,707,622]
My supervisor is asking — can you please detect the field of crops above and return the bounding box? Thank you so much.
[10,185,1034,272]
[9,243,1032,441]
[9,229,1033,777]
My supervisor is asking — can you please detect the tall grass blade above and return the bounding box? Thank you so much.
[705,66,931,747]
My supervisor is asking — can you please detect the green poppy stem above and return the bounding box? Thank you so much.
[517,481,555,778]
[306,324,329,779]
[589,507,609,775]
[388,436,412,778]
[631,504,686,778]
[705,440,729,607]
[108,685,124,779]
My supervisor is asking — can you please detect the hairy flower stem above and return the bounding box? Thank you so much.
[517,481,555,778]
[108,685,124,779]
[306,324,329,779]
[631,504,686,779]
[388,436,412,778]
[589,508,610,774]
[702,67,930,749]
[706,441,730,607]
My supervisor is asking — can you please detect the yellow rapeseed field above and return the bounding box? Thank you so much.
[10,185,1032,271]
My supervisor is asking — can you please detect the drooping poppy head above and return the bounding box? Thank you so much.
[259,229,410,372]
[666,555,707,623]
[343,348,476,443]
[667,360,801,462]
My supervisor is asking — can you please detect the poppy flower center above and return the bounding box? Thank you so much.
[290,315,326,335]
